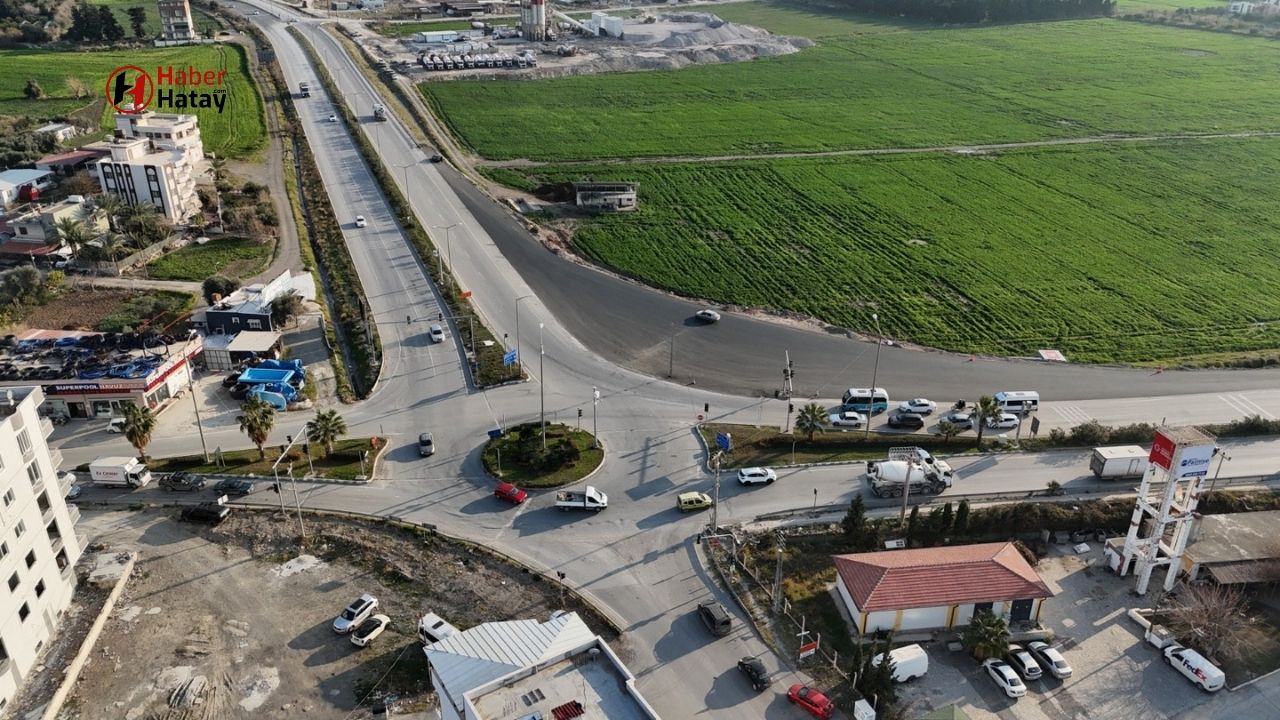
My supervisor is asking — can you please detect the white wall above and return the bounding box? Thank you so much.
[901,606,949,630]
[864,610,898,634]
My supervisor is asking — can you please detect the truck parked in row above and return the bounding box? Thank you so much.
[555,486,608,511]
[1090,446,1149,480]
[89,456,152,489]
[866,448,954,498]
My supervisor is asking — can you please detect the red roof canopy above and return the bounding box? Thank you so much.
[833,542,1052,612]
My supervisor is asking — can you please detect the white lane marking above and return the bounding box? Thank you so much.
[1221,394,1276,420]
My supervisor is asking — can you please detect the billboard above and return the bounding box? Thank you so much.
[1149,431,1177,470]
[1174,443,1216,479]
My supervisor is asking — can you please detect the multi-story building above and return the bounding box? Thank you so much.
[88,137,200,223]
[0,386,82,713]
[157,0,197,41]
[113,112,204,164]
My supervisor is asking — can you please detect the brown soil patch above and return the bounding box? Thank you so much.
[4,289,132,333]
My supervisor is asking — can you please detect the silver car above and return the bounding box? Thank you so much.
[333,594,379,634]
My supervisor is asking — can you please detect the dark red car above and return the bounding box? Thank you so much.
[787,684,834,719]
[494,482,528,505]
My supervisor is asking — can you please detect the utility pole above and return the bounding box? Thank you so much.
[515,294,532,376]
[539,323,546,449]
[1208,450,1231,494]
[592,386,600,449]
[864,313,884,440]
[710,451,723,533]
[288,463,305,539]
[783,351,795,432]
[184,331,209,462]
[668,323,675,378]
[771,533,786,615]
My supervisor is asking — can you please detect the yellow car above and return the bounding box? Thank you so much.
[677,491,714,512]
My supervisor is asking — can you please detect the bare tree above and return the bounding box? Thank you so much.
[1165,583,1258,662]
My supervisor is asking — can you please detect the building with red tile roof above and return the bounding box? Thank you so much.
[832,542,1052,636]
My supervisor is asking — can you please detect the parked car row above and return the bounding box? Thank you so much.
[983,642,1074,699]
[332,593,391,647]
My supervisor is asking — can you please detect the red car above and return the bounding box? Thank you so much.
[787,684,834,719]
[494,482,528,504]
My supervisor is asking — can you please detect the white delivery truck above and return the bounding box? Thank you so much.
[555,486,608,512]
[1089,446,1149,480]
[89,456,153,489]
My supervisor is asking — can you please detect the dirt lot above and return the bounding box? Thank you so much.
[5,289,134,333]
[61,508,614,719]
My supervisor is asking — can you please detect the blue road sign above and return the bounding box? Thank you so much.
[503,350,518,366]
[716,432,732,451]
[488,428,504,440]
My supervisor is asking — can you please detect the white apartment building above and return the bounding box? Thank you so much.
[0,386,82,713]
[157,0,197,41]
[113,112,204,165]
[89,137,201,223]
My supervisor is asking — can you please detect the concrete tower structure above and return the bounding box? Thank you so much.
[521,0,547,41]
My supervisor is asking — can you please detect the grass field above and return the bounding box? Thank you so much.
[506,137,1280,362]
[147,237,272,281]
[88,0,222,38]
[425,19,1280,161]
[711,0,916,38]
[145,437,384,480]
[377,17,517,36]
[0,43,265,158]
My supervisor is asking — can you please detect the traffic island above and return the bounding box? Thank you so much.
[84,437,387,482]
[482,422,603,488]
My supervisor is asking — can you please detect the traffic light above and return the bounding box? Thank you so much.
[578,408,583,418]
[438,312,443,322]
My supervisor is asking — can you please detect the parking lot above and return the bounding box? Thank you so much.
[897,547,1279,719]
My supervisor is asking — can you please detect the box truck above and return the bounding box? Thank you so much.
[89,456,152,489]
[1090,446,1149,480]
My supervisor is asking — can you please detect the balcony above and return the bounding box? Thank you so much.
[39,416,53,439]
[58,471,73,495]
[66,505,80,526]
[48,449,63,472]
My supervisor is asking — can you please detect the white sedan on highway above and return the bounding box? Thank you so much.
[829,411,867,428]
[737,467,776,485]
[354,215,367,228]
[897,398,937,415]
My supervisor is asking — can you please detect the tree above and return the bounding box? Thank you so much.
[906,505,920,546]
[937,420,960,444]
[842,494,867,540]
[270,291,304,327]
[64,171,96,197]
[1165,584,1258,662]
[928,501,954,544]
[794,402,829,442]
[973,395,1000,447]
[954,498,970,536]
[65,76,89,100]
[306,409,347,455]
[93,193,123,232]
[55,217,88,255]
[962,610,1010,660]
[0,266,42,304]
[121,402,156,462]
[238,395,275,460]
[202,275,240,304]
[23,79,45,100]
[126,7,147,38]
[98,6,125,41]
[98,233,125,274]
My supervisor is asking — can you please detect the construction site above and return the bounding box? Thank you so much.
[362,1,812,78]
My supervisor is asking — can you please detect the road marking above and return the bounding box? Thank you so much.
[1051,404,1092,424]
[493,496,531,544]
[1220,394,1275,420]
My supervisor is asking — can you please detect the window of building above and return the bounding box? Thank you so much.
[14,520,25,539]
[232,317,241,325]
[24,550,34,569]
[18,603,29,622]
[7,573,17,592]
[3,489,14,507]
[248,319,261,330]
[0,639,8,662]
[34,579,44,598]
[0,542,8,559]
[16,226,27,236]
[16,429,31,455]
[26,462,41,486]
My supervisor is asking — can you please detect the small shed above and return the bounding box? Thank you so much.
[572,181,638,212]
[202,331,282,370]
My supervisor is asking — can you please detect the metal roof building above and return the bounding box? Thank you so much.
[426,610,660,720]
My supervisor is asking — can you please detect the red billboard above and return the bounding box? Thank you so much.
[1149,430,1177,470]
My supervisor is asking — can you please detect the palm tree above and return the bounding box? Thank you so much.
[962,610,1010,660]
[121,403,157,462]
[937,420,959,444]
[93,193,123,233]
[973,395,1000,448]
[794,402,830,442]
[98,233,125,275]
[238,395,275,460]
[54,217,87,255]
[306,409,347,455]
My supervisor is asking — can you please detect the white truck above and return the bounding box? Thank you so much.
[866,448,955,499]
[1089,446,1149,480]
[299,81,310,98]
[555,486,608,512]
[89,456,152,489]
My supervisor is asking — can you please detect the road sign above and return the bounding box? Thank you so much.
[487,428,503,440]
[1030,416,1041,437]
[798,641,818,661]
[503,349,518,366]
[715,432,732,451]
[696,414,704,422]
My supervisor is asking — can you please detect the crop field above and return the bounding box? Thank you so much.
[0,44,264,158]
[425,19,1280,161]
[504,138,1280,362]
[711,1,916,38]
[147,237,272,281]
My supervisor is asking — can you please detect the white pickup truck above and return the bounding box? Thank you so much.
[555,486,608,512]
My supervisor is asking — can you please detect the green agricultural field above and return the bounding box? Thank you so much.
[0,43,264,158]
[711,1,915,38]
[88,0,222,38]
[504,138,1280,363]
[377,17,518,36]
[147,237,272,281]
[425,19,1280,161]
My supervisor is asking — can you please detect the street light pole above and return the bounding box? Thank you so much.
[184,331,209,462]
[515,294,532,374]
[668,323,675,377]
[1208,451,1231,494]
[592,386,600,449]
[711,451,722,533]
[864,312,884,441]
[434,223,460,290]
[539,323,546,449]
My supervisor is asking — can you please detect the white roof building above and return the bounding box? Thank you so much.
[0,169,54,207]
[426,611,660,720]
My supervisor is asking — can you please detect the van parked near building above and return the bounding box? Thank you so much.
[1164,644,1224,692]
[871,643,928,682]
[994,391,1040,414]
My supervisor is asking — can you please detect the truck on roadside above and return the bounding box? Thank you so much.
[373,104,388,121]
[89,456,153,489]
[555,486,608,512]
[865,448,954,499]
[1089,446,1149,480]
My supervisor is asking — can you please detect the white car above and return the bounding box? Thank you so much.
[351,614,390,647]
[1027,641,1072,680]
[898,398,936,415]
[986,412,1020,430]
[354,215,367,228]
[737,467,776,485]
[328,113,338,122]
[333,593,379,634]
[829,411,867,428]
[941,411,973,430]
[429,325,445,343]
[694,309,721,323]
[106,417,125,433]
[983,658,1027,698]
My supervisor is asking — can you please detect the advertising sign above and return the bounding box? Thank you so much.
[1173,443,1215,479]
[1149,431,1177,470]
[798,641,818,661]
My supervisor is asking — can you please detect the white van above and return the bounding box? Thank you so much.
[994,391,1039,414]
[1163,644,1224,692]
[871,643,929,682]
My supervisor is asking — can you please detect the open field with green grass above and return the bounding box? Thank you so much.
[0,43,264,158]
[426,19,1280,161]
[88,0,222,37]
[134,437,384,481]
[147,237,272,281]
[711,0,916,38]
[376,17,518,36]
[506,138,1280,362]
